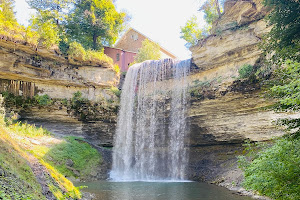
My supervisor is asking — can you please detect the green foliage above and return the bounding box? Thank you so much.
[180,15,204,48]
[31,11,61,48]
[34,94,52,106]
[67,41,86,60]
[110,86,121,98]
[66,0,126,50]
[0,0,40,45]
[0,126,45,199]
[200,0,221,25]
[239,137,300,200]
[42,136,101,178]
[134,39,161,63]
[268,60,300,110]
[238,64,255,79]
[85,49,113,64]
[262,0,300,63]
[67,42,114,68]
[8,121,52,137]
[27,0,73,27]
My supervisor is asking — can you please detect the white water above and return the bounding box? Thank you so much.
[110,59,190,181]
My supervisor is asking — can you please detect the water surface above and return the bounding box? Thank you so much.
[76,181,252,200]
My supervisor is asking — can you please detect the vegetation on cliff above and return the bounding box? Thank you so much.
[238,1,300,199]
[0,94,104,199]
[239,137,300,200]
[180,0,224,47]
[0,0,124,73]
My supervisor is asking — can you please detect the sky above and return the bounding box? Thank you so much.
[14,0,206,59]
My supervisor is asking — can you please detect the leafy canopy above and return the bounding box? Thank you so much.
[199,0,223,29]
[180,0,223,48]
[66,0,126,50]
[262,0,300,63]
[180,15,204,48]
[134,39,161,63]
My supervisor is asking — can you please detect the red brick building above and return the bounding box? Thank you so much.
[104,28,177,72]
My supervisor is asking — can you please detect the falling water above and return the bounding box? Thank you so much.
[110,59,190,181]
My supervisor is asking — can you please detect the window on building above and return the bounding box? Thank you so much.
[131,33,138,41]
[116,53,120,61]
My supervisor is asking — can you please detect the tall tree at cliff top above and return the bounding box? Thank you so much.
[66,0,126,50]
[27,0,73,27]
[0,0,16,21]
[27,0,74,48]
[199,0,223,31]
[263,0,300,63]
[180,16,204,48]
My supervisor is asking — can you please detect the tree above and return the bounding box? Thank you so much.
[180,15,204,48]
[134,39,161,63]
[66,0,126,50]
[27,0,73,27]
[27,0,73,48]
[0,0,16,22]
[31,11,60,48]
[199,0,223,27]
[262,0,300,63]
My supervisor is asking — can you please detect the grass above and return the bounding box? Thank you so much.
[34,136,102,179]
[8,121,52,137]
[0,126,46,200]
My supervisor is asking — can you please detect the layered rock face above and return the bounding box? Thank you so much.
[190,0,271,83]
[0,39,119,101]
[187,0,298,192]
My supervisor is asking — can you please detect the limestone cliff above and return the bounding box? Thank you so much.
[0,39,119,101]
[187,0,298,196]
[190,0,271,82]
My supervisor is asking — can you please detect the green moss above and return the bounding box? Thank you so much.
[41,136,101,179]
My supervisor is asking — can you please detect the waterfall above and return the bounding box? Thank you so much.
[110,59,190,181]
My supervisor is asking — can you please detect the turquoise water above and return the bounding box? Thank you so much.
[76,181,252,200]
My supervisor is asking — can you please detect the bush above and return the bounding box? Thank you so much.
[239,137,300,200]
[67,41,86,61]
[238,64,254,79]
[110,86,121,97]
[86,49,112,64]
[113,64,120,74]
[34,94,52,106]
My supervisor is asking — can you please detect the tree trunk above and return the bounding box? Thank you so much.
[93,34,98,50]
[215,0,221,17]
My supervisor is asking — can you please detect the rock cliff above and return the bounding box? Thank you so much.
[187,0,298,196]
[0,39,119,101]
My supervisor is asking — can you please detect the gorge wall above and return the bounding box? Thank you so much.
[0,0,297,195]
[187,0,299,194]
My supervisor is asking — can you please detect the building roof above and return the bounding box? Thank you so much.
[114,27,177,59]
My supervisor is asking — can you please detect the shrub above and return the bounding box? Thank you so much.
[67,41,86,61]
[110,86,121,97]
[238,64,254,79]
[239,137,300,200]
[34,94,52,106]
[113,64,120,74]
[86,49,113,64]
